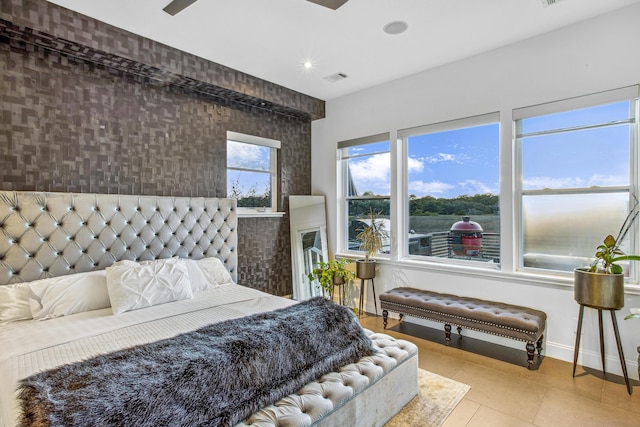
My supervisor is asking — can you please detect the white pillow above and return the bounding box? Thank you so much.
[106,257,193,314]
[0,283,34,324]
[28,270,111,320]
[196,257,234,287]
[134,257,211,292]
[184,259,210,292]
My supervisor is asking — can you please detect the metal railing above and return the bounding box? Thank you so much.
[409,232,500,262]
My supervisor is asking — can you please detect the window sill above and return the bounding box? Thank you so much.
[237,210,285,218]
[335,252,640,296]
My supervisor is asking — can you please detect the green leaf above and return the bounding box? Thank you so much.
[604,234,616,248]
[610,264,624,274]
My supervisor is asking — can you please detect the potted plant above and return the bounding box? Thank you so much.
[575,201,640,309]
[354,209,389,280]
[308,258,356,301]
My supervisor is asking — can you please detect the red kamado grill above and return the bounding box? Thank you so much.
[450,216,483,256]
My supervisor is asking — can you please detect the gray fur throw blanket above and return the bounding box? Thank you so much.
[18,297,375,427]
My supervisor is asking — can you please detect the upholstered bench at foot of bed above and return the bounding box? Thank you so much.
[379,287,546,369]
[236,329,418,427]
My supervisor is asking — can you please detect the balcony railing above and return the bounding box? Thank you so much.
[409,231,500,262]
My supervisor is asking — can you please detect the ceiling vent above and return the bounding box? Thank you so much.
[324,72,348,83]
[540,0,565,7]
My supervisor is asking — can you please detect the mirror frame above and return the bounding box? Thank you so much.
[289,196,329,300]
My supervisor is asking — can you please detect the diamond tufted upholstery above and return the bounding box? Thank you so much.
[0,191,237,285]
[237,330,418,427]
[380,287,546,368]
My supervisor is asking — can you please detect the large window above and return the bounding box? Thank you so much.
[400,113,500,264]
[515,88,638,274]
[338,134,390,254]
[335,86,640,283]
[226,131,280,211]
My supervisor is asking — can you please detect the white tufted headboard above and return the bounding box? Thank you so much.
[0,191,237,286]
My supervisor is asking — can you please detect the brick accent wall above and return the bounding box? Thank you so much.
[0,0,321,296]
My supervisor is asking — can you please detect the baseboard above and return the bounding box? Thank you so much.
[546,340,639,381]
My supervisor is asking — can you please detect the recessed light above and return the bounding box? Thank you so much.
[383,21,408,35]
[303,61,313,70]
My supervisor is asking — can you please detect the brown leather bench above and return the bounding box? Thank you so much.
[379,287,546,369]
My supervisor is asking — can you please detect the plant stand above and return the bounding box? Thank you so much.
[572,304,632,395]
[358,278,377,316]
[331,282,345,305]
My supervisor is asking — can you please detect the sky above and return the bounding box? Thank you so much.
[226,101,632,203]
[347,100,632,200]
[227,141,271,197]
[348,124,500,199]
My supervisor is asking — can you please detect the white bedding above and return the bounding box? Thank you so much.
[0,284,295,427]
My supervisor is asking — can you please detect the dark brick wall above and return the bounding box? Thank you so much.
[0,1,318,296]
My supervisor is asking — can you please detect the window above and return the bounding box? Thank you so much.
[514,87,638,274]
[399,113,500,264]
[226,131,280,211]
[338,134,390,254]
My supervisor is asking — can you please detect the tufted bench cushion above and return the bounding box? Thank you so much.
[236,329,418,427]
[379,287,546,369]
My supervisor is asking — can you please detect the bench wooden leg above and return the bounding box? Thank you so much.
[536,335,543,355]
[526,342,536,369]
[457,326,462,336]
[444,324,452,345]
[382,310,389,329]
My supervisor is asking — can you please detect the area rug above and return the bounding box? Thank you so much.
[385,369,470,427]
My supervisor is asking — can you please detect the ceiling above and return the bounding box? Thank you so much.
[47,0,640,101]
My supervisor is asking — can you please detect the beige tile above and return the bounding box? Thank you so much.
[420,348,466,380]
[441,399,480,427]
[466,406,536,427]
[534,387,637,427]
[521,360,604,402]
[363,315,640,427]
[451,362,547,423]
[601,379,640,416]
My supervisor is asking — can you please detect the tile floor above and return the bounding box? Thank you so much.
[358,314,640,427]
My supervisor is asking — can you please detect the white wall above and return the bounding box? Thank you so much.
[312,4,640,378]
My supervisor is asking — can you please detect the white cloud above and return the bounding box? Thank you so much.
[227,141,266,169]
[417,152,466,164]
[458,179,496,195]
[524,174,627,190]
[586,174,628,187]
[407,157,423,173]
[350,153,390,194]
[523,176,585,189]
[409,180,455,196]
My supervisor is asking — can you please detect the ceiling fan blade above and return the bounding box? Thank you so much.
[163,0,198,16]
[306,0,348,10]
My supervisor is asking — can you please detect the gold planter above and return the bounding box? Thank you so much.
[574,268,624,310]
[356,260,376,280]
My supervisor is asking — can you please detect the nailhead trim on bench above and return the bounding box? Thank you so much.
[379,287,547,369]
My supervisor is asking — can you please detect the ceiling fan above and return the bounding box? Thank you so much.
[163,0,348,16]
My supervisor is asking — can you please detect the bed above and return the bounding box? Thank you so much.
[0,191,418,427]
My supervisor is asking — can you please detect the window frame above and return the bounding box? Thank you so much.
[513,86,640,279]
[398,112,501,268]
[226,131,281,215]
[337,133,391,258]
[334,86,640,288]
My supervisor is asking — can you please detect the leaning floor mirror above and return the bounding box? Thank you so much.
[289,195,329,301]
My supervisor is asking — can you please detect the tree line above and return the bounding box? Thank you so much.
[349,193,499,217]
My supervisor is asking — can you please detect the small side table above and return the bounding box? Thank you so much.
[358,278,377,316]
[572,304,632,394]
